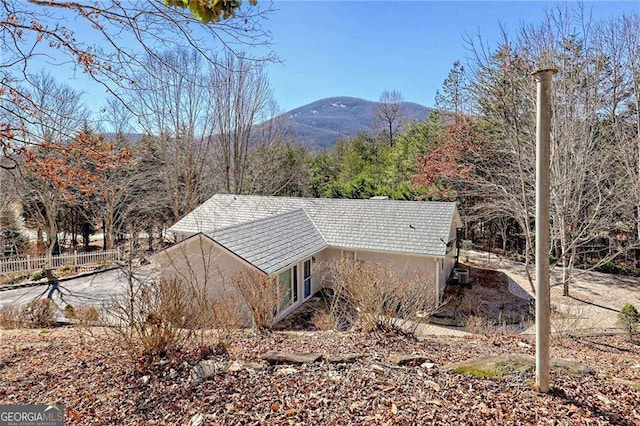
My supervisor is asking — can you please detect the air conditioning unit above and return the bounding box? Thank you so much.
[454,268,469,284]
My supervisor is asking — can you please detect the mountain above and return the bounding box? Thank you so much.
[278,96,432,150]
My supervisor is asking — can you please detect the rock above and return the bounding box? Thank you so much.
[261,351,322,364]
[191,360,226,382]
[387,353,430,366]
[227,361,243,372]
[328,371,342,381]
[445,354,594,378]
[370,364,385,375]
[517,341,532,349]
[612,377,640,389]
[424,380,441,392]
[325,353,364,364]
[187,413,204,426]
[278,367,298,375]
[550,359,594,376]
[140,375,150,385]
[420,362,436,369]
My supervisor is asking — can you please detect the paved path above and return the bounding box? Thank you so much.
[462,250,640,334]
[0,268,153,310]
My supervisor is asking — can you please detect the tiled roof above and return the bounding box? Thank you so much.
[210,209,327,275]
[169,194,460,271]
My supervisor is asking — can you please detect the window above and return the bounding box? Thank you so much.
[303,259,311,298]
[278,269,293,311]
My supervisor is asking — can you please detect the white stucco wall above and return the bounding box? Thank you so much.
[313,247,445,304]
[153,234,252,288]
[151,234,255,324]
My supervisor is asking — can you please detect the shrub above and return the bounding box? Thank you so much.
[551,304,588,341]
[64,304,76,319]
[77,306,100,322]
[618,303,639,339]
[105,278,199,362]
[22,298,57,328]
[104,276,243,365]
[464,315,489,334]
[31,271,43,281]
[461,240,473,251]
[0,304,21,329]
[64,304,100,323]
[56,264,75,277]
[233,269,279,330]
[320,259,439,338]
[596,261,628,275]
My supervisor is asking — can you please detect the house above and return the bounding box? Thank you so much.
[154,194,461,323]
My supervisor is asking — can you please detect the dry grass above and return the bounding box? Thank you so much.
[551,304,590,341]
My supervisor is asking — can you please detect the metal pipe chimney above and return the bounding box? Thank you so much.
[533,68,557,393]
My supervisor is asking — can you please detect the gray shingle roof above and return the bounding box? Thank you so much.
[169,194,460,271]
[210,209,327,275]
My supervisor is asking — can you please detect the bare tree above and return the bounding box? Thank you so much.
[15,77,87,257]
[127,47,218,222]
[462,7,640,296]
[211,51,272,194]
[1,0,273,160]
[374,90,404,147]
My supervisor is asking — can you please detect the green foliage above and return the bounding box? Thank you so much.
[596,262,640,276]
[164,0,256,23]
[617,304,639,337]
[31,271,43,281]
[309,122,441,200]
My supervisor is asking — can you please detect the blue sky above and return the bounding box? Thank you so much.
[263,1,639,111]
[26,1,638,115]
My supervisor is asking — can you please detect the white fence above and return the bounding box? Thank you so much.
[0,249,122,275]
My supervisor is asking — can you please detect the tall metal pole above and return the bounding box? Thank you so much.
[533,68,557,393]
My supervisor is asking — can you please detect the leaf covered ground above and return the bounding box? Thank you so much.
[1,328,639,425]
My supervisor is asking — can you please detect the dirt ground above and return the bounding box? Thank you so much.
[1,327,639,425]
[438,265,532,328]
[462,249,640,334]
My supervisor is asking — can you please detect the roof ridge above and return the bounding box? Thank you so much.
[209,208,306,235]
[214,193,457,206]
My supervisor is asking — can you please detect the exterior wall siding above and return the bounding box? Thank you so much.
[151,234,254,324]
[155,233,459,325]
